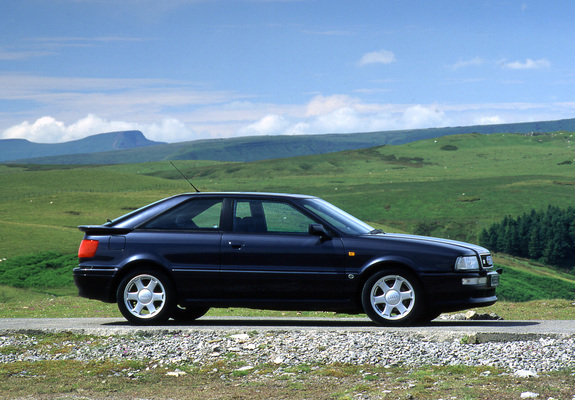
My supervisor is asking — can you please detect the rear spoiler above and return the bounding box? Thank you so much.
[78,225,133,235]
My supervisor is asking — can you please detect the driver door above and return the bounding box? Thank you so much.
[220,198,346,301]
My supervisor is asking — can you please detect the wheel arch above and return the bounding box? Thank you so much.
[355,258,426,307]
[109,258,174,303]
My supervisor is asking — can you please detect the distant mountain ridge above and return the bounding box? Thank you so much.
[2,118,575,164]
[0,130,164,162]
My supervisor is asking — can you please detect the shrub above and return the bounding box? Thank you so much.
[0,252,76,289]
[440,145,458,151]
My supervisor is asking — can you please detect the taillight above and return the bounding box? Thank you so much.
[78,240,99,258]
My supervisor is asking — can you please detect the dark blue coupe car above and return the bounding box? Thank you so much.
[74,192,499,325]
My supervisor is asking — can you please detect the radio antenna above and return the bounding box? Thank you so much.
[170,161,200,193]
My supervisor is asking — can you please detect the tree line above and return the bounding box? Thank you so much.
[479,206,575,272]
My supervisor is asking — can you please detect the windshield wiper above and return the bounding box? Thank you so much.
[369,229,384,235]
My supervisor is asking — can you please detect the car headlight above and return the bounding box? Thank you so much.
[455,255,480,271]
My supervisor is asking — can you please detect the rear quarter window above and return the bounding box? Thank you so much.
[140,198,223,230]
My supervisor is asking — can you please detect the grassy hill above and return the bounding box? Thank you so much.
[10,117,575,164]
[1,131,574,255]
[1,131,574,302]
[156,131,575,240]
[0,130,164,162]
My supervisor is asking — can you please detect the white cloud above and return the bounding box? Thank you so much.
[235,101,452,137]
[314,107,362,132]
[238,114,289,136]
[292,121,311,135]
[358,50,396,66]
[0,114,198,143]
[2,117,67,142]
[305,94,359,116]
[0,49,54,61]
[0,73,249,142]
[401,105,446,127]
[126,118,197,143]
[7,97,573,145]
[3,80,575,145]
[451,57,484,70]
[474,115,504,125]
[500,58,551,70]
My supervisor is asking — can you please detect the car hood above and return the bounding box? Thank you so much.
[367,232,490,254]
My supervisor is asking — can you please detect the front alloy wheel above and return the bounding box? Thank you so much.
[361,270,422,326]
[117,270,175,325]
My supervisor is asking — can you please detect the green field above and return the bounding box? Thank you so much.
[1,131,574,305]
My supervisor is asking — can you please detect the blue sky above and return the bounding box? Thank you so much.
[1,0,574,143]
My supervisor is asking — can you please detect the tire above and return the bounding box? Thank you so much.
[361,269,423,326]
[172,305,210,322]
[117,270,176,325]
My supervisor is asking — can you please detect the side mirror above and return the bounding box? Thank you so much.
[308,224,332,241]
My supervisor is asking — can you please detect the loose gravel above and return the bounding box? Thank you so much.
[1,331,574,373]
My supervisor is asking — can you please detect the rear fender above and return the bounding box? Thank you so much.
[109,255,174,301]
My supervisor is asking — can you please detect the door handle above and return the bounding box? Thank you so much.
[228,241,244,250]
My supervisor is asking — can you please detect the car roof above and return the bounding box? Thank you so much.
[175,192,318,200]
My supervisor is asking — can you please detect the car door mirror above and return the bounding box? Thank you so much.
[308,224,332,241]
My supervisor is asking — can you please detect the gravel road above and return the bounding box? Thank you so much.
[1,317,575,341]
[1,317,575,374]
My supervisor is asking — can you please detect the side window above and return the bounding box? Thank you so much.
[263,202,315,234]
[141,198,223,230]
[233,200,267,233]
[233,199,316,234]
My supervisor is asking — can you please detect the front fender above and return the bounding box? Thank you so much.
[343,255,422,311]
[357,255,420,278]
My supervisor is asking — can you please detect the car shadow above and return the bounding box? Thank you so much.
[422,320,540,327]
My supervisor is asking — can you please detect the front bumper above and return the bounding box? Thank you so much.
[421,270,500,313]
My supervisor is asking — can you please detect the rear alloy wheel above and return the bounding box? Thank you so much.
[361,270,422,326]
[117,270,175,325]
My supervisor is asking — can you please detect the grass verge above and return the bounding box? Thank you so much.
[0,355,573,399]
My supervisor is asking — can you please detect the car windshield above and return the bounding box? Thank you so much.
[301,198,375,235]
